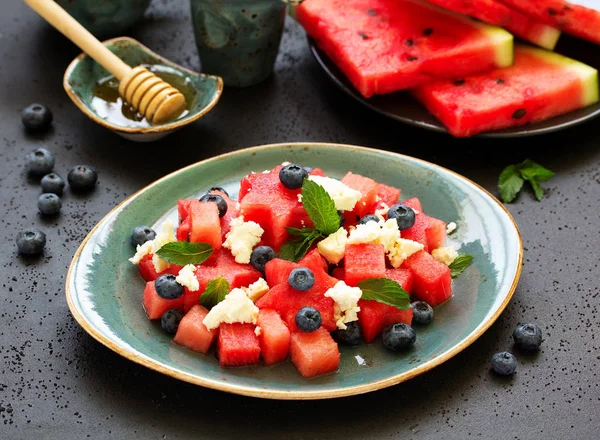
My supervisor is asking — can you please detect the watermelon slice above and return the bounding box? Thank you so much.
[341,172,379,218]
[189,200,222,250]
[142,281,184,320]
[426,0,560,49]
[344,244,386,286]
[256,309,291,366]
[173,305,217,354]
[358,300,414,343]
[217,323,261,367]
[296,0,514,98]
[402,250,452,306]
[376,183,401,207]
[412,44,599,137]
[290,328,340,378]
[500,0,600,45]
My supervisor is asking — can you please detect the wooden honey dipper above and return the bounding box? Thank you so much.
[24,0,186,125]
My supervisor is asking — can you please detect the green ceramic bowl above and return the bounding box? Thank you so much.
[66,143,522,399]
[63,37,223,142]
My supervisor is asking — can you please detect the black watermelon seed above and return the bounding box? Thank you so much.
[405,39,415,46]
[496,78,505,85]
[453,79,465,86]
[512,109,527,119]
[368,9,377,16]
[407,56,418,61]
[358,32,368,40]
[423,28,433,36]
[548,8,557,15]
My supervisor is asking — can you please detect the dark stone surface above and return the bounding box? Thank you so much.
[1,1,599,439]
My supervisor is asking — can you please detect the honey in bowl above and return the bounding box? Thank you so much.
[91,64,196,127]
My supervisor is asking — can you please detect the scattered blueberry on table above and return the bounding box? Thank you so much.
[21,103,53,132]
[513,323,543,351]
[25,148,55,176]
[67,165,97,191]
[16,229,46,255]
[40,173,65,195]
[37,193,62,215]
[491,351,517,376]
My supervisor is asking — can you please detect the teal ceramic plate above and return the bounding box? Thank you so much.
[66,143,522,399]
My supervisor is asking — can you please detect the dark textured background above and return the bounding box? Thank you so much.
[1,1,599,439]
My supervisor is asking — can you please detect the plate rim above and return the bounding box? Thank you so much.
[308,38,600,139]
[65,142,523,400]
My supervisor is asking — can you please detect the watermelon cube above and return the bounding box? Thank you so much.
[173,305,217,354]
[341,172,379,218]
[401,198,429,252]
[344,243,386,286]
[265,258,297,287]
[217,323,261,367]
[290,327,340,378]
[385,268,414,293]
[257,309,291,366]
[189,200,222,250]
[376,183,401,207]
[358,299,414,343]
[142,281,184,320]
[426,216,447,250]
[210,189,239,240]
[402,250,452,307]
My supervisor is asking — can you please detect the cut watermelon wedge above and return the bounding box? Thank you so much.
[290,328,340,378]
[412,44,599,137]
[426,0,560,49]
[296,0,514,98]
[500,0,600,45]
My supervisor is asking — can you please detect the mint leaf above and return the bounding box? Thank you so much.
[519,160,555,183]
[527,177,545,201]
[286,227,316,237]
[278,228,322,262]
[156,241,213,265]
[199,276,230,309]
[498,165,524,203]
[301,179,340,235]
[358,278,410,310]
[449,254,474,279]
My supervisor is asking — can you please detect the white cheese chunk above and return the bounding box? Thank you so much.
[388,238,424,268]
[243,278,270,302]
[128,240,153,264]
[446,222,457,234]
[254,326,262,336]
[307,175,362,211]
[374,203,389,220]
[317,227,348,265]
[202,288,260,330]
[324,281,362,330]
[128,219,176,273]
[222,216,264,264]
[432,246,458,266]
[347,218,400,254]
[175,264,199,291]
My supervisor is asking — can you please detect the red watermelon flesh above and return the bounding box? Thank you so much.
[500,0,600,45]
[412,44,599,137]
[217,323,261,367]
[400,198,430,252]
[173,305,217,354]
[296,0,514,98]
[265,258,297,287]
[344,244,386,286]
[385,268,414,293]
[189,200,222,250]
[358,299,414,343]
[256,309,291,366]
[402,250,452,306]
[142,281,184,320]
[427,0,560,49]
[376,183,401,208]
[210,190,239,240]
[177,199,192,241]
[426,216,447,250]
[331,267,345,281]
[290,327,340,378]
[138,254,182,282]
[341,172,379,218]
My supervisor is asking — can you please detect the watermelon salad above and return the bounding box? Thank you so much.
[295,0,600,137]
[128,163,472,378]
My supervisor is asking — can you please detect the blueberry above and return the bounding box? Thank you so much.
[21,103,53,132]
[131,225,156,247]
[382,323,416,351]
[40,173,65,195]
[357,214,380,225]
[25,148,54,175]
[155,274,184,299]
[37,193,62,215]
[303,166,313,174]
[288,267,315,291]
[491,351,517,375]
[16,229,46,255]
[513,323,543,351]
[161,309,183,335]
[279,164,308,189]
[332,321,363,346]
[295,306,321,332]
[338,211,345,227]
[387,204,416,230]
[250,245,276,274]
[209,186,229,197]
[68,165,97,191]
[199,193,227,218]
[411,301,433,325]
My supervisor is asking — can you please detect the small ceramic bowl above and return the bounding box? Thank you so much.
[63,37,224,142]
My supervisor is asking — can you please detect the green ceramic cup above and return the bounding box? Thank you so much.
[55,0,151,38]
[189,0,287,87]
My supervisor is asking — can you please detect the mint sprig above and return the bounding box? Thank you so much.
[199,276,230,309]
[449,254,474,279]
[498,160,555,203]
[358,278,410,310]
[156,241,213,265]
[278,179,341,262]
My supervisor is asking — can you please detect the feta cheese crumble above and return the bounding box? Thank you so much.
[243,278,270,302]
[175,264,199,291]
[222,216,264,264]
[387,238,425,268]
[307,175,362,211]
[317,227,348,264]
[254,326,262,336]
[128,219,176,273]
[374,203,390,220]
[202,288,259,330]
[324,281,362,330]
[347,218,400,254]
[446,222,457,234]
[432,246,458,266]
